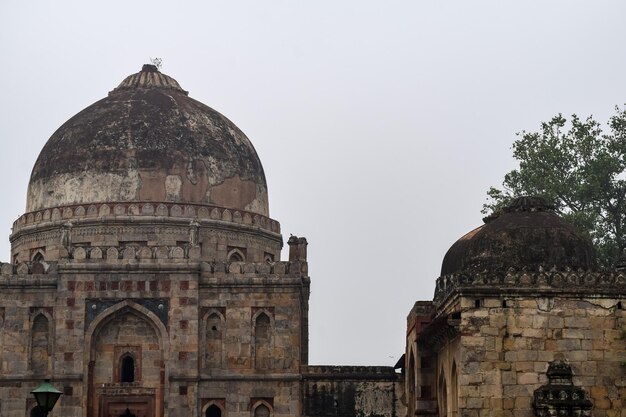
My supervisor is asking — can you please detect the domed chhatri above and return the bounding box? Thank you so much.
[440,196,597,275]
[27,64,269,216]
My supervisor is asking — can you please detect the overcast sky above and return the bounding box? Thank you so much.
[1,1,625,366]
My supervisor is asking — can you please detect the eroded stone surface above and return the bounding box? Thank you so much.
[27,65,269,216]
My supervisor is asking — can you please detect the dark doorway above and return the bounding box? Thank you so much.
[121,355,135,382]
[120,408,137,417]
[206,404,222,417]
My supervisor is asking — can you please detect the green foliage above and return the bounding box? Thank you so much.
[484,106,626,266]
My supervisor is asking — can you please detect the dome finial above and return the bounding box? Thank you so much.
[141,64,159,73]
[111,64,188,95]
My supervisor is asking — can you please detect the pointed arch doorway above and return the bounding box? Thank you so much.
[86,301,168,417]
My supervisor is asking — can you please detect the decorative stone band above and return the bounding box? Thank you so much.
[12,202,280,234]
[0,260,308,278]
[434,269,626,306]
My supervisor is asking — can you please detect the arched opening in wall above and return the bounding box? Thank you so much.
[227,248,245,263]
[438,371,447,417]
[254,312,271,370]
[450,361,458,417]
[264,253,274,263]
[88,304,165,417]
[408,351,416,416]
[32,251,45,263]
[121,354,135,383]
[253,403,271,417]
[31,313,50,375]
[205,312,224,369]
[206,404,222,417]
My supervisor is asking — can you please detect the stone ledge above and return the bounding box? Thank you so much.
[434,269,626,306]
[13,202,281,234]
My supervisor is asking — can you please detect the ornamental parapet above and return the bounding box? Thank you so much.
[12,202,280,234]
[434,267,626,306]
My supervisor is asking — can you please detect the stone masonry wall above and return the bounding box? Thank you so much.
[458,296,625,417]
[303,366,404,417]
[0,258,310,417]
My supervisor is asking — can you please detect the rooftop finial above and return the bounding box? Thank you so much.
[149,57,163,70]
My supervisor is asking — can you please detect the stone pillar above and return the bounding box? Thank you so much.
[287,236,307,262]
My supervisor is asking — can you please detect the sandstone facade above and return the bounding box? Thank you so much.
[404,198,626,417]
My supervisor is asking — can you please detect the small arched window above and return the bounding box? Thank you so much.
[228,249,245,263]
[254,404,270,417]
[206,405,222,417]
[32,252,44,263]
[121,355,135,383]
[255,313,270,340]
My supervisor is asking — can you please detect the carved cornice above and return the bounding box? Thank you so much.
[11,201,281,238]
[416,314,460,352]
[434,268,626,307]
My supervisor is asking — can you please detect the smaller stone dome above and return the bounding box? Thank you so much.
[440,196,597,275]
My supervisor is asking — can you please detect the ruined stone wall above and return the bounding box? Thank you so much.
[457,296,625,417]
[302,366,404,417]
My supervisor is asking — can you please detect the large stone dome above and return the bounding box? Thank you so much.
[440,196,597,275]
[27,64,269,216]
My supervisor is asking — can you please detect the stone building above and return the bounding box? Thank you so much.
[0,65,401,417]
[403,197,626,417]
[1,64,624,417]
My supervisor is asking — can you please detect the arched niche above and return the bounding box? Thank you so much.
[252,310,273,370]
[84,301,169,417]
[202,310,225,369]
[30,310,53,376]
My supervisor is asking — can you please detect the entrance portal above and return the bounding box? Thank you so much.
[120,408,137,417]
[101,396,153,417]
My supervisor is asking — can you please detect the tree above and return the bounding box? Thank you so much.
[484,106,626,267]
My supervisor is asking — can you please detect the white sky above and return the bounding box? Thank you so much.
[1,1,625,366]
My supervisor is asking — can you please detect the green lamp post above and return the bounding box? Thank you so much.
[31,379,62,416]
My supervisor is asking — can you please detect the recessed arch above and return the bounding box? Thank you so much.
[202,309,225,369]
[450,361,458,417]
[31,250,45,262]
[227,248,245,263]
[84,300,169,359]
[407,347,417,416]
[252,310,273,370]
[251,400,272,417]
[438,368,448,417]
[120,354,135,382]
[30,313,51,375]
[83,300,169,417]
[202,402,223,417]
